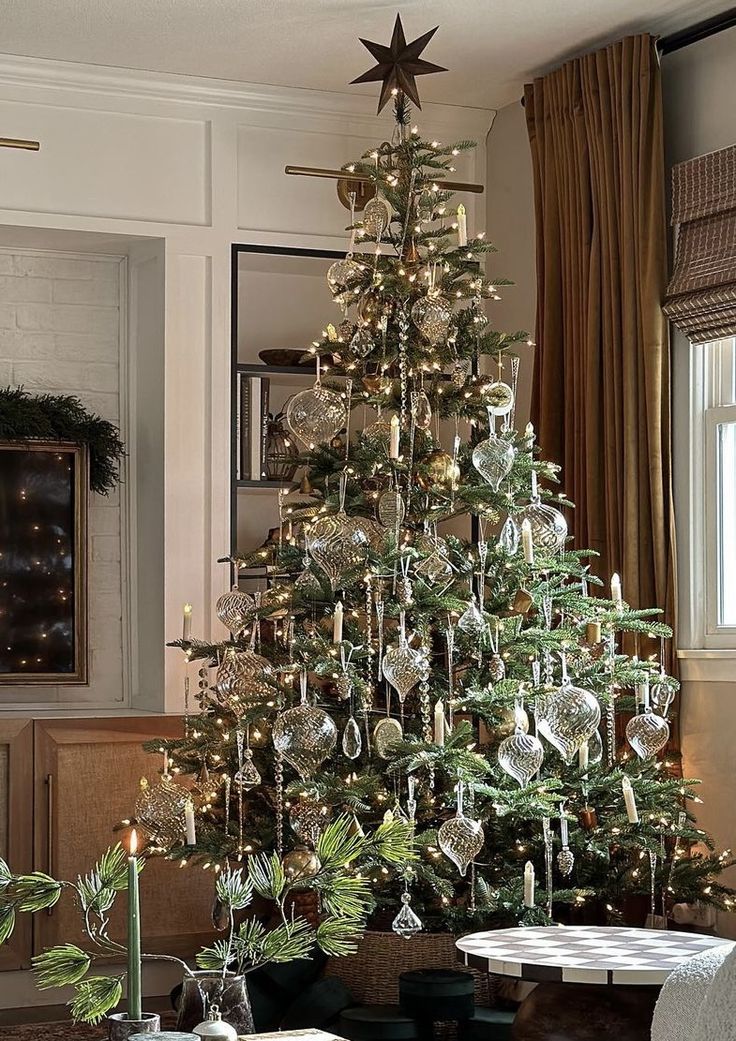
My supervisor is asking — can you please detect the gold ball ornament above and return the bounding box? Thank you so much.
[282,846,322,886]
[417,449,460,491]
[495,704,530,738]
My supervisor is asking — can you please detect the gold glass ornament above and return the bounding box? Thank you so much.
[417,449,460,491]
[411,295,452,345]
[282,846,321,885]
[135,775,188,845]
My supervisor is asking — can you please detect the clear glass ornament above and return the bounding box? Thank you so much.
[472,433,516,491]
[272,700,338,780]
[293,562,323,601]
[451,358,470,386]
[584,728,604,766]
[537,680,601,763]
[342,715,362,759]
[499,515,520,555]
[517,500,568,553]
[378,488,405,528]
[307,512,370,591]
[392,891,423,938]
[438,786,484,876]
[327,258,365,301]
[382,638,427,703]
[497,729,544,787]
[233,748,261,791]
[411,390,433,430]
[350,325,374,358]
[557,847,575,876]
[457,595,487,639]
[215,588,255,637]
[485,381,515,416]
[373,716,403,758]
[215,649,273,710]
[363,196,392,238]
[363,412,393,449]
[626,710,670,760]
[286,383,347,449]
[411,295,452,345]
[650,674,677,717]
[414,533,453,585]
[135,775,189,845]
[289,798,328,848]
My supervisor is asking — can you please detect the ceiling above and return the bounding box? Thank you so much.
[0,0,729,110]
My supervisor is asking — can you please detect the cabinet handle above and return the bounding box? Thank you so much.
[45,774,54,915]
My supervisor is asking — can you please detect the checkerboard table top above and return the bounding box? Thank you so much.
[456,926,734,985]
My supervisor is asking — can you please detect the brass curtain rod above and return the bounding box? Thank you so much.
[284,164,484,195]
[0,137,40,151]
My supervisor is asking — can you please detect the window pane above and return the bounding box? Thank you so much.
[718,420,736,625]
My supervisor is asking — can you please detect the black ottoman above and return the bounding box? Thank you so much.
[339,1004,420,1041]
[461,1006,516,1041]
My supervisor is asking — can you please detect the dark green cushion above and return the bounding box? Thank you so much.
[259,950,327,992]
[280,977,353,1030]
[339,1004,419,1041]
[244,973,285,1033]
[461,1006,516,1041]
[399,969,475,1021]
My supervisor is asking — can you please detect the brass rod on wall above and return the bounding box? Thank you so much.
[0,137,40,151]
[284,164,483,194]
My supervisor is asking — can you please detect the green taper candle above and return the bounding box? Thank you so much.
[127,829,142,1020]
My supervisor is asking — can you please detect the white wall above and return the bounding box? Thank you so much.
[0,53,493,712]
[663,26,736,937]
[0,249,126,708]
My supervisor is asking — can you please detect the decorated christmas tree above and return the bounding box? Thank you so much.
[139,17,733,937]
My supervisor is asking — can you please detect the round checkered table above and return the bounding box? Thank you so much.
[457,927,734,1041]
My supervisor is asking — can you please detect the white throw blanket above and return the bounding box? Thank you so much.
[651,941,736,1041]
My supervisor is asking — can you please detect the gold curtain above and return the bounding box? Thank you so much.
[524,34,676,640]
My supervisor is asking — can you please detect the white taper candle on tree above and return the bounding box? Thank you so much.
[182,603,193,642]
[434,699,446,746]
[622,776,639,823]
[521,519,534,564]
[184,798,197,845]
[523,860,535,907]
[333,600,344,643]
[611,572,623,610]
[456,203,467,247]
[389,414,400,459]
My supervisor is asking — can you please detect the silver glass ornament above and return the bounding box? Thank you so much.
[537,681,601,763]
[457,595,487,639]
[363,196,392,238]
[286,383,347,449]
[411,390,433,431]
[342,716,362,759]
[373,716,403,758]
[557,847,575,876]
[289,798,328,848]
[438,814,484,877]
[472,434,516,491]
[272,705,338,779]
[307,512,370,591]
[411,296,452,345]
[517,500,568,553]
[498,730,544,787]
[327,258,365,302]
[626,710,670,760]
[485,381,515,416]
[350,325,374,358]
[392,891,423,938]
[382,641,427,703]
[378,489,406,528]
[215,588,255,636]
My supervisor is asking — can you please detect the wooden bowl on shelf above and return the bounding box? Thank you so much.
[259,348,315,368]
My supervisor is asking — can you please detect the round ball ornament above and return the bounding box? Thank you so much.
[536,680,601,763]
[438,813,485,876]
[485,381,515,416]
[497,730,544,787]
[215,588,255,637]
[327,258,365,302]
[286,383,347,449]
[626,710,670,760]
[272,704,337,780]
[495,703,529,738]
[193,1008,237,1041]
[282,846,321,886]
[517,500,568,553]
[472,434,516,491]
[215,649,273,709]
[417,449,460,492]
[411,295,452,345]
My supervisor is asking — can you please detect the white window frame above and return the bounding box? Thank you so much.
[677,334,736,653]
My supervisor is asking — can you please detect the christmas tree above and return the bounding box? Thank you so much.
[141,19,733,937]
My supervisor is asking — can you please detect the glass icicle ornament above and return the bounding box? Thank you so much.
[272,670,338,780]
[557,803,575,877]
[498,728,544,787]
[536,660,601,764]
[392,890,423,939]
[438,782,484,877]
[215,587,255,637]
[517,470,568,553]
[286,365,347,450]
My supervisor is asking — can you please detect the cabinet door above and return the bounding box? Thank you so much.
[34,718,215,959]
[0,720,33,970]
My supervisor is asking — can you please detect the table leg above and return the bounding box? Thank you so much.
[510,982,660,1041]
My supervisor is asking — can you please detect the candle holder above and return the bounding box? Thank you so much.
[108,1012,161,1041]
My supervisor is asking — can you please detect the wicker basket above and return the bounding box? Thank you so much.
[324,930,492,1007]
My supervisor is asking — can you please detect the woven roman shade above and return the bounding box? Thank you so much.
[664,143,736,342]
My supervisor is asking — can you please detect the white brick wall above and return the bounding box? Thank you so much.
[0,249,126,707]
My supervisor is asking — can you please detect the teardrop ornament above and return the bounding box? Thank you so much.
[342,716,362,759]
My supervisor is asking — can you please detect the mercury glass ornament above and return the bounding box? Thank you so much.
[307,512,370,591]
[392,891,423,938]
[438,813,485,877]
[135,775,188,845]
[272,705,338,779]
[286,383,347,449]
[496,703,529,738]
[498,730,544,787]
[282,847,321,885]
[517,500,568,553]
[488,653,506,682]
[342,715,363,759]
[373,716,403,758]
[557,847,575,877]
[382,641,427,702]
[485,381,515,416]
[411,296,452,345]
[378,488,405,528]
[417,449,460,491]
[350,325,374,358]
[289,798,328,848]
[411,390,433,430]
[363,196,392,238]
[472,434,516,491]
[215,588,255,637]
[457,595,487,639]
[626,710,670,760]
[537,681,601,763]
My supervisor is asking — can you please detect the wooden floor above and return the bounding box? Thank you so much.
[0,997,172,1028]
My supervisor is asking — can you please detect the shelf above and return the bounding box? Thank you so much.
[237,362,316,376]
[236,479,295,490]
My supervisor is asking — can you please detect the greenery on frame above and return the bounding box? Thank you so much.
[0,386,125,494]
[0,814,413,1023]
